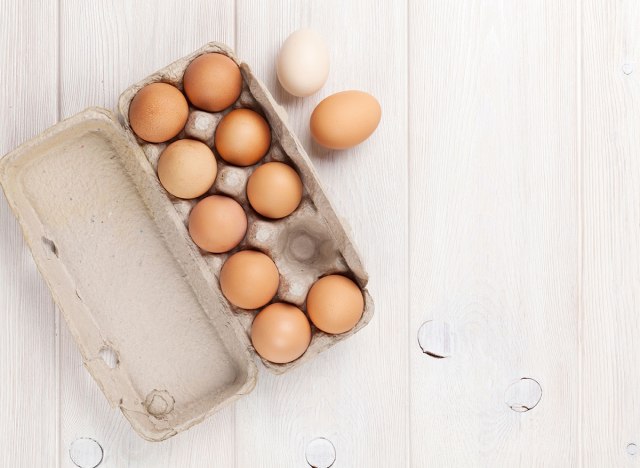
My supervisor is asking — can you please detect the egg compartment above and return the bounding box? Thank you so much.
[117,42,374,374]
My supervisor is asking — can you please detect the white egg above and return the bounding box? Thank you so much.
[277,28,330,97]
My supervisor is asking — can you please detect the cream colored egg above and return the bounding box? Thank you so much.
[157,139,217,199]
[277,28,330,97]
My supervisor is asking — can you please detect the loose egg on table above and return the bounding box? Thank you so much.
[220,250,280,309]
[128,82,189,143]
[215,109,272,166]
[247,162,303,219]
[251,302,311,364]
[310,90,381,150]
[183,53,243,112]
[277,28,330,97]
[306,274,364,334]
[188,195,247,253]
[157,139,217,199]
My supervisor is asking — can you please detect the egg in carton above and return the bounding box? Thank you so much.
[117,42,374,374]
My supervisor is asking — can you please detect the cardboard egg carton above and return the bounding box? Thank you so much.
[117,42,374,371]
[0,42,373,441]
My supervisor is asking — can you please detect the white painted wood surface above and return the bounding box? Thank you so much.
[582,0,640,465]
[409,1,580,466]
[0,1,59,467]
[0,0,639,466]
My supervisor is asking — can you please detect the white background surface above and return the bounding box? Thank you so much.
[1,0,639,466]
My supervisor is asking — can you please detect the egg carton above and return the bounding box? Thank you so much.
[0,42,373,441]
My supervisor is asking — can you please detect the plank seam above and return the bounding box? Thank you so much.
[405,0,412,466]
[55,0,62,465]
[576,0,584,465]
[233,2,238,467]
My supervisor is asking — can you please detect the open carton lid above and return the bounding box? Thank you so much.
[0,107,258,441]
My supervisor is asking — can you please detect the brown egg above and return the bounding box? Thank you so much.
[128,82,189,143]
[246,162,303,219]
[188,195,247,253]
[157,139,217,199]
[251,303,311,363]
[220,250,279,309]
[215,109,271,166]
[310,90,381,149]
[306,275,364,334]
[183,53,243,112]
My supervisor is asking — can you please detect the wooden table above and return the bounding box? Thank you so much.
[1,0,639,466]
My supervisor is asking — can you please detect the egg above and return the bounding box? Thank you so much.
[251,303,311,363]
[310,90,381,149]
[277,28,330,97]
[188,195,247,253]
[183,53,243,112]
[306,275,364,334]
[220,250,279,309]
[214,109,271,166]
[246,162,303,219]
[157,139,217,199]
[128,82,189,143]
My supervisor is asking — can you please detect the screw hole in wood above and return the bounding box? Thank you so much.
[69,437,103,468]
[627,443,638,456]
[305,437,336,468]
[505,377,542,412]
[417,320,452,358]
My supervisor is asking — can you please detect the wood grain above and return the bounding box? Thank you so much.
[0,0,59,466]
[408,0,580,466]
[581,0,640,465]
[234,0,409,466]
[58,1,237,466]
[3,0,640,466]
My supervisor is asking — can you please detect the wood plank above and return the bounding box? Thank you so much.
[581,0,640,464]
[58,1,237,466]
[234,1,409,466]
[408,1,579,466]
[0,0,59,466]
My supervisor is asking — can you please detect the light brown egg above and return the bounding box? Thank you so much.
[306,275,364,334]
[188,195,247,253]
[310,90,381,149]
[157,139,217,199]
[214,109,271,166]
[246,162,303,219]
[220,250,279,309]
[128,82,189,143]
[183,53,243,112]
[251,303,311,363]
